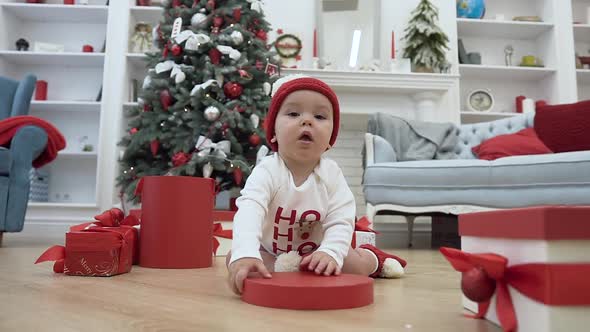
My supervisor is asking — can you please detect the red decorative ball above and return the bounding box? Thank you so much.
[461,267,496,302]
[143,104,151,112]
[233,8,241,21]
[209,48,222,65]
[213,16,224,28]
[172,152,191,167]
[160,89,173,111]
[150,140,160,156]
[224,82,243,99]
[256,30,267,41]
[206,0,215,10]
[171,44,182,56]
[172,0,182,7]
[130,128,138,134]
[249,133,261,146]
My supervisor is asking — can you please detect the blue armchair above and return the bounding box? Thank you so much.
[0,74,48,237]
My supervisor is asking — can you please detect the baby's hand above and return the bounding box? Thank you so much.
[300,251,341,276]
[228,257,271,295]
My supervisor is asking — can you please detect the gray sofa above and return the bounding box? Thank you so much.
[362,112,590,245]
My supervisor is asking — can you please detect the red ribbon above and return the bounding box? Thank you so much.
[70,208,140,232]
[355,216,379,234]
[440,247,590,332]
[212,222,232,255]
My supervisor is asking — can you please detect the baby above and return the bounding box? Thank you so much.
[227,75,407,294]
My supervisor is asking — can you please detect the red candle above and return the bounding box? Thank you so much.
[391,31,395,59]
[313,29,318,58]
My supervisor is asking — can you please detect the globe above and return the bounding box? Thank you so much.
[456,0,486,19]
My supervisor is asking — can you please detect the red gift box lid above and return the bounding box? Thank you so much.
[459,205,590,240]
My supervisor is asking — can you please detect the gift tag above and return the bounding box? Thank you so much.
[171,17,183,39]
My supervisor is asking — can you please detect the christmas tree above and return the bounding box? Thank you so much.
[117,0,280,203]
[402,0,450,73]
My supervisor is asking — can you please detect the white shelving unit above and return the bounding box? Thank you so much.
[573,0,590,100]
[457,0,578,123]
[0,0,109,220]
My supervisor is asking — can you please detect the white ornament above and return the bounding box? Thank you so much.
[191,13,208,27]
[190,79,218,96]
[171,17,183,39]
[247,0,263,13]
[217,45,241,60]
[195,135,231,158]
[204,106,220,121]
[263,82,271,96]
[142,75,152,89]
[250,114,260,128]
[175,71,186,84]
[230,31,244,45]
[203,162,213,178]
[155,60,175,73]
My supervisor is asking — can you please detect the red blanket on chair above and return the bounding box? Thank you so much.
[0,115,66,168]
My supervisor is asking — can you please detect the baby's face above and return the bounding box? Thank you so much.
[274,90,333,164]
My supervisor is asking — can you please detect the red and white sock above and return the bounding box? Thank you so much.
[360,244,406,278]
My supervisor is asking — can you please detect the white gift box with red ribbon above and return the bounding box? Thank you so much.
[451,206,590,332]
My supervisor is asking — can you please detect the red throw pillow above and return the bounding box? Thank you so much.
[472,128,553,161]
[534,100,590,153]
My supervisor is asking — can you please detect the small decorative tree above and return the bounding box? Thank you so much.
[402,0,450,73]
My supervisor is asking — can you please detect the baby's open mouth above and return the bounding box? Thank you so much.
[298,132,313,142]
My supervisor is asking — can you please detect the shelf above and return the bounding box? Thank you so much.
[283,68,459,93]
[127,53,149,67]
[0,3,108,24]
[459,64,556,82]
[123,102,139,108]
[30,101,101,113]
[0,51,105,66]
[457,18,554,40]
[577,69,590,85]
[28,202,98,209]
[130,6,164,23]
[58,151,98,159]
[461,111,519,124]
[573,24,590,43]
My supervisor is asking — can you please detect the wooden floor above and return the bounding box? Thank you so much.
[0,234,500,332]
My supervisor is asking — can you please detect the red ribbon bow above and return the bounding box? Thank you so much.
[440,247,590,332]
[355,216,379,234]
[69,208,140,232]
[212,222,232,255]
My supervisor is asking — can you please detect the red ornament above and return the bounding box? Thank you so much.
[255,60,264,70]
[233,8,241,21]
[206,0,215,10]
[249,133,261,146]
[150,140,160,156]
[209,48,222,65]
[256,30,267,42]
[143,104,151,112]
[172,0,182,7]
[213,16,224,28]
[224,82,243,99]
[160,89,173,111]
[461,267,496,302]
[233,167,243,185]
[172,152,191,167]
[171,44,182,56]
[130,128,138,134]
[163,42,170,58]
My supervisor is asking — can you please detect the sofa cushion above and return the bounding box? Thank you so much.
[363,151,590,207]
[534,99,590,153]
[471,128,552,161]
[0,147,11,175]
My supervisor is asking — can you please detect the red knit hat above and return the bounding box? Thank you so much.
[265,76,340,152]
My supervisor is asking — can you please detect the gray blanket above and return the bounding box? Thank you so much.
[367,113,459,161]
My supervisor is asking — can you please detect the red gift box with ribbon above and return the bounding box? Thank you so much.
[351,216,379,248]
[441,205,590,332]
[35,208,140,276]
